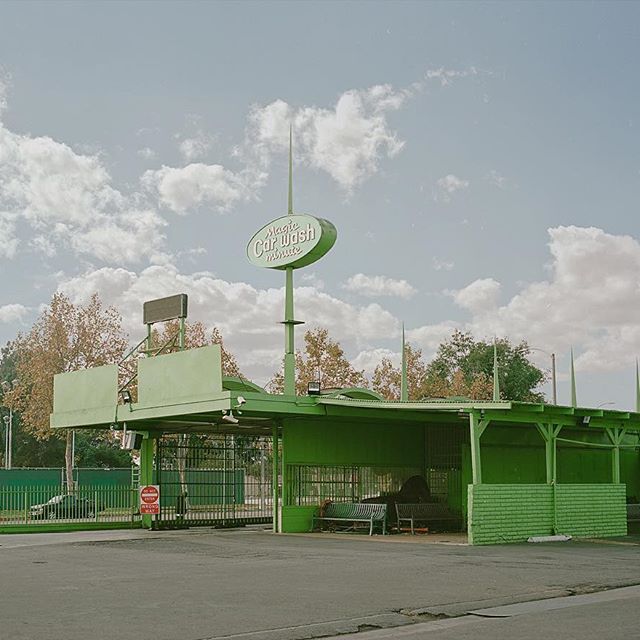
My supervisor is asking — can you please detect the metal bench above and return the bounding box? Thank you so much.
[312,502,387,536]
[395,502,460,534]
[627,504,640,523]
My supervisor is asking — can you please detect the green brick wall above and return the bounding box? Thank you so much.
[556,484,627,538]
[468,484,554,545]
[468,483,627,545]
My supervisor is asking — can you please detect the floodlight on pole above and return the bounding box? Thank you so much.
[1,378,17,469]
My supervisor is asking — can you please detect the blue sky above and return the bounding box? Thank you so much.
[1,1,640,407]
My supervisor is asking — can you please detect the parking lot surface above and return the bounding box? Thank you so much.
[1,527,639,640]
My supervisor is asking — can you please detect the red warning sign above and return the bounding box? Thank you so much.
[140,485,160,515]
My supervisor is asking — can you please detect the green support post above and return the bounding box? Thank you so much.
[536,423,562,485]
[400,323,408,402]
[283,267,296,396]
[536,423,562,534]
[469,413,489,484]
[492,343,500,401]
[570,347,577,407]
[272,424,279,533]
[281,128,301,397]
[139,433,155,529]
[606,427,626,484]
[178,317,186,350]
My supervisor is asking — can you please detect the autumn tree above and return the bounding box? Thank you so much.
[372,344,427,400]
[6,293,128,491]
[269,327,366,395]
[149,319,242,377]
[423,330,546,402]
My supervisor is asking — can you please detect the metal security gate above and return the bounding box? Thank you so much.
[154,434,273,529]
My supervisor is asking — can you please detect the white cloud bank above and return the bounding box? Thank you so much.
[52,225,640,386]
[0,80,167,264]
[0,303,28,324]
[411,226,640,374]
[58,265,399,384]
[342,273,417,299]
[246,84,408,191]
[142,163,260,214]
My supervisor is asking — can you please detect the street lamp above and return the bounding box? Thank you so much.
[530,348,557,405]
[1,379,17,470]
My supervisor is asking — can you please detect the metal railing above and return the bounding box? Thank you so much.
[0,484,140,527]
[287,465,422,506]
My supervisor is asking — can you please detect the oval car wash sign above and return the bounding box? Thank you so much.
[247,214,337,270]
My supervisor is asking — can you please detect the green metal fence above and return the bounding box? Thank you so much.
[287,465,423,505]
[154,434,273,528]
[0,485,140,527]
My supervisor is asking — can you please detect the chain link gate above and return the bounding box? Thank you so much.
[154,434,273,529]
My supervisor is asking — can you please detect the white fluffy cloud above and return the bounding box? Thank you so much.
[142,163,260,214]
[434,174,469,202]
[407,321,461,355]
[352,348,398,375]
[451,278,501,314]
[178,132,213,162]
[0,303,28,323]
[342,273,417,298]
[246,84,408,190]
[424,67,482,87]
[0,115,167,264]
[58,265,399,384]
[414,226,640,374]
[0,69,9,116]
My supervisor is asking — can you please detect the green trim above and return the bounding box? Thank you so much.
[0,521,142,535]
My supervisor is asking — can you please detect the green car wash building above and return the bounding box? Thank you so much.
[49,143,640,544]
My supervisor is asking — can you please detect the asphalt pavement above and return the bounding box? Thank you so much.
[1,527,639,640]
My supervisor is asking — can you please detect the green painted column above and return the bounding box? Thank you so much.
[400,323,408,402]
[272,424,279,533]
[283,267,296,396]
[606,427,626,484]
[469,414,489,484]
[139,433,155,529]
[178,317,186,350]
[536,423,562,484]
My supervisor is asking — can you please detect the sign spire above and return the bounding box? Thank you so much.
[400,323,408,402]
[636,359,640,413]
[288,125,293,216]
[492,341,500,401]
[570,347,577,407]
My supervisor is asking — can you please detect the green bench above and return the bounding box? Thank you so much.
[312,502,387,536]
[395,502,461,534]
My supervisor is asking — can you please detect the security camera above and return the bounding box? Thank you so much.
[236,396,246,406]
[222,412,239,425]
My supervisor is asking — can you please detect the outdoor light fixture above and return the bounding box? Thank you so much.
[119,389,133,404]
[308,381,321,396]
[582,416,591,425]
[222,411,239,425]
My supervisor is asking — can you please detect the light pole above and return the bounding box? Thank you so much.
[3,414,10,470]
[530,347,557,405]
[1,379,17,470]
